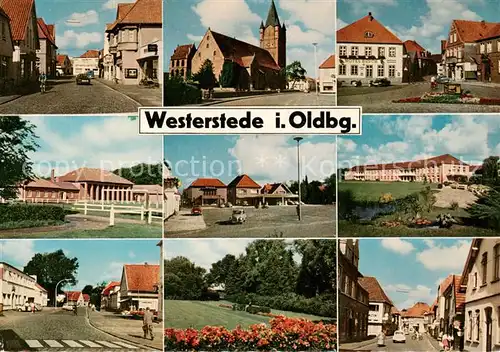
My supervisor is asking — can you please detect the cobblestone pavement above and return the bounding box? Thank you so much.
[208,92,336,106]
[0,78,141,114]
[96,78,161,107]
[338,82,500,113]
[165,205,336,238]
[340,334,437,351]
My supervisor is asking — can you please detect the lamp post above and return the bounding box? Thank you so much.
[293,136,303,221]
[312,43,319,95]
[54,279,71,307]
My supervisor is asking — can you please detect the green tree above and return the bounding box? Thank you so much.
[164,256,207,299]
[193,59,218,90]
[113,163,162,185]
[224,256,247,295]
[219,61,239,88]
[82,285,93,295]
[90,281,107,308]
[467,187,500,230]
[0,116,39,200]
[24,250,79,306]
[206,254,237,286]
[482,156,500,185]
[285,61,307,89]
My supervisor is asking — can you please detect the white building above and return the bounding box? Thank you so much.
[164,161,181,220]
[72,50,99,76]
[336,12,404,85]
[359,277,394,336]
[462,238,500,352]
[119,263,160,311]
[137,39,162,84]
[319,55,336,93]
[287,77,315,92]
[101,281,121,311]
[0,263,48,310]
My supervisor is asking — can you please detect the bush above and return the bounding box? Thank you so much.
[247,305,271,314]
[450,201,460,211]
[467,189,500,230]
[0,204,67,222]
[379,193,393,204]
[164,75,202,106]
[200,290,220,301]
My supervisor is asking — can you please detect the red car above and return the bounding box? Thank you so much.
[191,206,202,215]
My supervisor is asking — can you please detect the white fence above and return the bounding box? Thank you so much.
[72,201,163,226]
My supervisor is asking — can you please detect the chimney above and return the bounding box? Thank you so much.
[368,12,373,20]
[144,262,148,266]
[50,169,55,182]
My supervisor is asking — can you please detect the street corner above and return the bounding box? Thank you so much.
[163,134,336,238]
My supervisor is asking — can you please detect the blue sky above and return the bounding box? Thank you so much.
[358,238,471,310]
[338,114,500,170]
[337,0,500,54]
[163,135,336,189]
[36,0,128,57]
[163,0,335,77]
[0,240,160,290]
[25,116,161,177]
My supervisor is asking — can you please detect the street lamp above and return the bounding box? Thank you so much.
[54,279,71,307]
[312,43,319,95]
[293,136,303,221]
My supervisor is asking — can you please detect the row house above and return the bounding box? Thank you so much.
[169,44,196,80]
[65,291,90,306]
[443,20,498,81]
[400,302,431,333]
[344,154,478,184]
[104,0,162,85]
[358,276,396,336]
[0,8,14,86]
[163,161,181,218]
[72,49,99,76]
[337,12,404,86]
[338,239,369,343]
[403,40,437,81]
[476,23,500,83]
[56,54,72,76]
[319,54,336,93]
[101,281,121,311]
[227,174,263,206]
[0,263,48,310]
[36,18,56,77]
[119,263,160,311]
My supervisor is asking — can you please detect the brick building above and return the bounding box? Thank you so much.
[476,23,500,83]
[169,44,196,80]
[56,54,71,75]
[36,18,57,77]
[260,182,298,205]
[184,178,227,206]
[403,40,436,82]
[227,174,262,206]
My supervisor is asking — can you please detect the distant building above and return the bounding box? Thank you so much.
[119,263,160,311]
[101,281,121,311]
[169,44,196,80]
[72,49,99,76]
[401,302,431,333]
[56,54,72,75]
[319,54,336,93]
[184,178,227,207]
[287,76,316,91]
[227,174,262,206]
[403,40,436,82]
[65,291,88,306]
[358,276,395,336]
[260,182,298,205]
[36,18,57,77]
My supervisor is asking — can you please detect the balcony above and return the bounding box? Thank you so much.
[117,41,138,52]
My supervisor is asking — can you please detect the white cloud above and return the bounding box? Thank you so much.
[386,283,435,310]
[345,0,396,16]
[99,261,125,282]
[56,30,103,49]
[286,24,329,46]
[65,10,100,27]
[417,240,471,271]
[381,238,415,255]
[287,47,332,81]
[102,0,134,10]
[0,240,35,267]
[278,0,335,36]
[186,34,204,42]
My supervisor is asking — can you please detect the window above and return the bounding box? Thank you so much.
[213,50,216,56]
[364,46,372,56]
[350,65,358,75]
[389,47,396,57]
[378,47,385,57]
[206,43,209,48]
[339,64,346,75]
[364,31,374,38]
[482,252,488,285]
[366,65,373,77]
[450,34,453,43]
[350,46,359,56]
[454,33,457,42]
[487,42,493,53]
[369,304,379,311]
[476,310,480,341]
[203,189,216,196]
[377,64,384,77]
[339,45,347,56]
[388,65,395,77]
[474,272,478,288]
[498,60,500,74]
[494,244,500,281]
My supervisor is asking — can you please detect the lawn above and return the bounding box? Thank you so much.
[164,300,329,330]
[339,181,438,202]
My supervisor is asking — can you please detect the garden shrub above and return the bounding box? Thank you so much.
[0,204,67,222]
[379,193,393,204]
[164,75,202,106]
[467,189,500,230]
[247,305,271,314]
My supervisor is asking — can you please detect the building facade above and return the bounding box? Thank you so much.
[163,161,181,218]
[36,18,56,77]
[185,178,227,207]
[0,8,14,86]
[339,239,369,343]
[0,263,48,310]
[337,12,404,85]
[477,24,500,83]
[344,154,477,183]
[319,54,336,93]
[260,182,298,205]
[227,174,262,206]
[119,263,160,311]
[403,40,436,82]
[101,281,120,311]
[358,276,395,336]
[72,50,99,76]
[401,302,430,333]
[56,54,72,75]
[169,44,196,80]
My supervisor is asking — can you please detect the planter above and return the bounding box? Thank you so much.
[394,92,500,105]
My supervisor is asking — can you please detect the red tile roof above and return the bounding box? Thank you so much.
[337,13,403,45]
[36,283,47,292]
[228,174,261,189]
[261,183,290,194]
[123,264,159,292]
[189,178,226,188]
[359,277,394,305]
[454,275,466,311]
[79,49,99,58]
[57,168,133,185]
[481,23,500,41]
[171,44,195,60]
[349,154,470,171]
[108,0,161,31]
[402,302,431,318]
[319,55,335,69]
[404,40,426,53]
[66,291,81,301]
[25,178,62,190]
[0,0,35,41]
[451,20,499,44]
[83,294,90,302]
[439,274,455,295]
[102,281,120,296]
[57,54,69,66]
[37,18,56,47]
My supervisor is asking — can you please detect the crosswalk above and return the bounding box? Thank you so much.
[21,339,140,350]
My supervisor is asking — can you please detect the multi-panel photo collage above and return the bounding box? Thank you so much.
[0,0,496,351]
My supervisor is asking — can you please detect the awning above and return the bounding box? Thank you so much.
[137,55,158,62]
[119,298,132,302]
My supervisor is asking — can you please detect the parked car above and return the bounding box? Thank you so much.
[436,75,451,84]
[76,73,91,85]
[18,303,42,312]
[230,209,247,224]
[369,78,391,87]
[393,330,406,343]
[191,206,202,215]
[86,70,95,79]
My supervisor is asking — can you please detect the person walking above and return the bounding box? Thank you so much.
[39,72,47,93]
[31,302,35,314]
[142,307,154,340]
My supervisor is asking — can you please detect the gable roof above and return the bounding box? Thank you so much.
[402,302,430,318]
[57,54,69,66]
[0,0,35,41]
[37,18,56,47]
[460,239,482,287]
[35,283,47,292]
[66,291,81,301]
[210,30,281,70]
[358,277,394,305]
[228,174,261,189]
[337,12,403,45]
[188,178,226,188]
[453,275,466,311]
[102,281,120,296]
[25,178,62,190]
[79,49,99,58]
[123,264,159,292]
[320,54,335,69]
[480,23,500,41]
[349,154,469,171]
[404,40,426,53]
[171,44,195,60]
[108,0,161,31]
[261,183,292,194]
[451,20,499,44]
[57,168,134,185]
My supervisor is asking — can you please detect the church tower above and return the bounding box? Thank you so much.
[259,0,286,69]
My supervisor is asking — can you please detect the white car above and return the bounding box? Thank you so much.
[393,330,406,343]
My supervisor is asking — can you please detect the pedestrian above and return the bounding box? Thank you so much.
[31,302,35,314]
[430,75,437,90]
[142,307,154,340]
[442,333,450,351]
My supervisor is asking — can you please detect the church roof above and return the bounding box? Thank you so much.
[265,0,280,27]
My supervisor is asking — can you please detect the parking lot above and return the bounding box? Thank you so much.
[165,205,336,238]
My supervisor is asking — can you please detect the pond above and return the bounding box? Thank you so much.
[352,203,396,221]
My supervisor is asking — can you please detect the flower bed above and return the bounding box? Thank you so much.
[393,92,500,105]
[164,316,337,351]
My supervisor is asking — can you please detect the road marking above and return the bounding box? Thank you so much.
[79,340,102,348]
[95,340,121,348]
[45,340,64,347]
[25,340,44,348]
[111,341,139,349]
[62,340,84,347]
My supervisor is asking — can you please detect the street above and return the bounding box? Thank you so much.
[205,92,336,106]
[341,335,435,352]
[338,81,500,112]
[165,205,336,237]
[0,78,141,114]
[0,308,155,351]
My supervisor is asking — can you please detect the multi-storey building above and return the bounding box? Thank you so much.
[36,18,56,77]
[119,263,160,311]
[169,44,196,80]
[344,154,478,184]
[339,239,369,343]
[72,49,99,76]
[358,276,395,336]
[476,23,500,83]
[184,178,227,207]
[56,54,72,76]
[0,7,14,85]
[319,54,336,93]
[337,12,404,85]
[227,174,262,206]
[401,302,431,333]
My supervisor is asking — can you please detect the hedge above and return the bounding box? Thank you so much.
[0,204,68,222]
[164,76,202,106]
[232,303,271,314]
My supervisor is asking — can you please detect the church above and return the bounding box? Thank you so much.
[173,0,287,90]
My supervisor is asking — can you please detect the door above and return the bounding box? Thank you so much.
[486,307,493,352]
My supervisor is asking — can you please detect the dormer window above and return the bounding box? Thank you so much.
[364,31,374,39]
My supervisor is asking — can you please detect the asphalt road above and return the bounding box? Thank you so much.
[0,308,145,351]
[209,92,336,106]
[168,204,336,237]
[0,78,141,114]
[338,82,500,113]
[342,336,434,351]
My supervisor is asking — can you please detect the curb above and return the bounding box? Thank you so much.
[340,337,377,350]
[0,95,22,106]
[86,312,161,351]
[199,91,303,106]
[94,79,145,107]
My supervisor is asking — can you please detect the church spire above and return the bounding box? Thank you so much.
[265,0,280,27]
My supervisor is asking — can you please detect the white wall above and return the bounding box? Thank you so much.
[319,67,336,93]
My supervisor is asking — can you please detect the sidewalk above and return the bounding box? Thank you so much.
[425,335,442,351]
[95,78,161,107]
[0,94,21,105]
[339,337,377,350]
[164,209,206,234]
[87,310,162,351]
